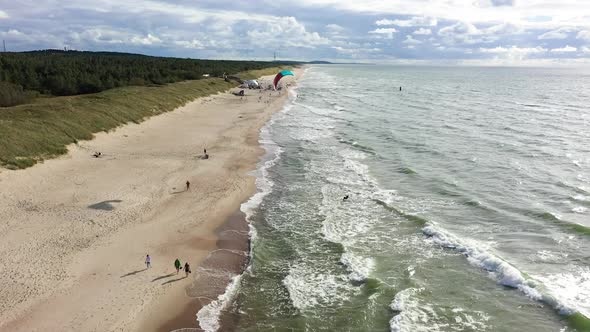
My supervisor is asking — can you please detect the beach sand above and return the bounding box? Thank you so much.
[0,69,302,332]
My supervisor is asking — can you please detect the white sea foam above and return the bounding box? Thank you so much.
[572,194,590,202]
[422,224,526,288]
[314,146,380,284]
[289,125,334,142]
[389,287,490,332]
[340,251,375,282]
[343,156,376,186]
[534,250,563,263]
[241,86,298,221]
[389,288,438,332]
[572,206,588,213]
[535,266,590,318]
[283,263,357,311]
[196,274,242,332]
[407,265,415,278]
[371,189,401,206]
[422,223,578,316]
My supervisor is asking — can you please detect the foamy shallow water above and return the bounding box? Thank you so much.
[199,65,590,331]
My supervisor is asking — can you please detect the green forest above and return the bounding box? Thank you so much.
[0,50,284,106]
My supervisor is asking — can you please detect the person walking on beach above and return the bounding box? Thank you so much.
[174,258,181,274]
[145,254,151,269]
[186,180,190,191]
[204,148,207,155]
[184,262,191,277]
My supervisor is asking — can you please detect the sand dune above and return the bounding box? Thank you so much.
[0,70,301,332]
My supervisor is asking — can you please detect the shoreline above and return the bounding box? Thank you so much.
[154,210,249,332]
[153,69,304,332]
[0,68,304,332]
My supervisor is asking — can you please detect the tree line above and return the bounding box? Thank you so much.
[0,50,285,106]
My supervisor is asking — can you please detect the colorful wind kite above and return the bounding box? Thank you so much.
[273,70,294,89]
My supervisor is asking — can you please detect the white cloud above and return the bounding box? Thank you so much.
[475,0,515,7]
[174,39,204,49]
[246,16,330,48]
[479,46,547,54]
[577,30,590,41]
[550,45,577,52]
[413,28,432,35]
[477,46,549,63]
[332,45,381,55]
[376,16,437,27]
[368,27,397,39]
[295,0,590,29]
[369,28,397,34]
[326,24,345,33]
[436,21,523,45]
[130,34,161,45]
[582,46,590,53]
[3,0,590,64]
[71,29,126,44]
[0,29,25,38]
[538,27,571,40]
[402,35,421,45]
[484,22,521,35]
[439,21,479,37]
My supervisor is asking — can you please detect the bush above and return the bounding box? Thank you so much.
[0,82,36,107]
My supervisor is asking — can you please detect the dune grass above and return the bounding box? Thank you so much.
[0,66,289,169]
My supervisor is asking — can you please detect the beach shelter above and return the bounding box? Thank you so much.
[244,79,259,88]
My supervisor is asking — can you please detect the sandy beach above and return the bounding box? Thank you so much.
[0,68,302,332]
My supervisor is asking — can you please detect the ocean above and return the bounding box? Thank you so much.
[199,65,590,331]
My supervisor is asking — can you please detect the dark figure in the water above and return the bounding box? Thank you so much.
[399,86,402,91]
[343,195,349,201]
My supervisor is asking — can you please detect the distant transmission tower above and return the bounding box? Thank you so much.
[274,51,276,61]
[2,40,5,52]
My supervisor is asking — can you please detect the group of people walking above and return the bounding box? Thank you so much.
[174,258,192,277]
[145,254,192,277]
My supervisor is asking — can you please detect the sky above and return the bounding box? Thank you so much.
[1,0,590,66]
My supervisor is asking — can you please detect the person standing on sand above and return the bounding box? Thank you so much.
[184,262,191,277]
[186,180,190,191]
[145,254,151,269]
[204,148,207,155]
[174,258,181,274]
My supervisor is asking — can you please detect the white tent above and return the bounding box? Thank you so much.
[244,79,259,88]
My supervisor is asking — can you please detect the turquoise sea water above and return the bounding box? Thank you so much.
[201,65,590,331]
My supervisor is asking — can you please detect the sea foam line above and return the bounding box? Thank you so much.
[195,85,300,331]
[196,274,243,332]
[422,223,578,317]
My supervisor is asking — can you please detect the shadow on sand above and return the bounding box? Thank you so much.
[152,273,175,282]
[161,276,187,285]
[120,268,148,278]
[88,200,123,211]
